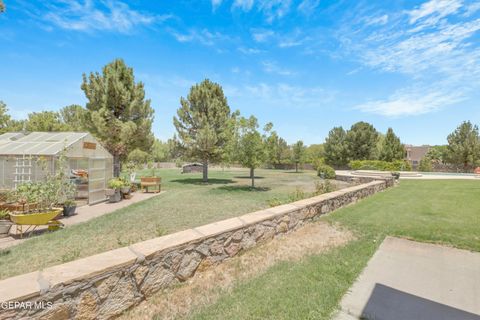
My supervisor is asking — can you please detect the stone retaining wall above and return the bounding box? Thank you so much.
[0,178,393,320]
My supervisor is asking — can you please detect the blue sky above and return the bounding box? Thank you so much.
[1,0,479,145]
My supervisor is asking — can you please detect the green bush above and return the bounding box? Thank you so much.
[418,157,432,172]
[317,164,336,179]
[348,160,411,171]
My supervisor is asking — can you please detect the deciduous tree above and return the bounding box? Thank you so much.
[236,116,267,187]
[291,140,306,172]
[173,79,235,182]
[81,59,155,176]
[25,111,69,132]
[59,104,87,132]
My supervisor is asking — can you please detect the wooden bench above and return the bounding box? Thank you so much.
[140,177,161,193]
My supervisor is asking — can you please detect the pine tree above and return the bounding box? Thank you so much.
[345,122,378,160]
[379,128,404,161]
[324,127,348,166]
[446,121,480,171]
[81,59,154,176]
[173,79,235,182]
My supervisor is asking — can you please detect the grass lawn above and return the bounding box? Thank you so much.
[186,180,480,320]
[0,168,330,280]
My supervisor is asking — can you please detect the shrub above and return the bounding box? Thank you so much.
[348,160,411,172]
[314,180,335,195]
[108,178,124,190]
[418,157,432,172]
[317,164,336,179]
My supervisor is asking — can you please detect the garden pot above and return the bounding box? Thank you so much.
[63,205,77,217]
[105,188,116,197]
[0,220,12,238]
[121,186,131,194]
[108,189,122,203]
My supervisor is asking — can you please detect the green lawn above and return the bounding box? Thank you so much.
[0,168,328,280]
[186,180,480,320]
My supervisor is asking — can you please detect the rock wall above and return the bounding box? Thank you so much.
[0,178,393,320]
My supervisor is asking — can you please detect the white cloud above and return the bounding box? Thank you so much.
[336,0,480,116]
[211,0,223,11]
[238,47,264,54]
[232,0,292,23]
[355,85,466,116]
[233,0,254,11]
[169,28,230,46]
[251,29,274,42]
[44,0,166,33]
[297,0,321,16]
[234,82,336,109]
[262,61,296,76]
[408,0,461,24]
[365,14,389,26]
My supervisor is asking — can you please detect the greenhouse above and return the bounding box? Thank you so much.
[0,132,113,205]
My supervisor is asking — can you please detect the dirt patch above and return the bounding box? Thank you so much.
[120,221,354,320]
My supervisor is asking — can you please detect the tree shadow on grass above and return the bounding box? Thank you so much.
[234,176,266,179]
[215,185,271,192]
[170,178,235,185]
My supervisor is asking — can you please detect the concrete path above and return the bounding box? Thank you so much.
[0,191,165,250]
[336,237,480,320]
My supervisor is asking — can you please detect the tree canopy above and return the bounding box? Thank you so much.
[446,121,480,170]
[59,105,87,132]
[291,140,306,172]
[173,79,235,182]
[235,116,267,187]
[25,111,69,132]
[345,121,379,161]
[81,58,154,176]
[324,126,348,166]
[379,128,404,161]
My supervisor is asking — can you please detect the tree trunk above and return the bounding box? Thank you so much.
[295,162,298,173]
[202,159,208,183]
[250,168,254,188]
[113,154,121,177]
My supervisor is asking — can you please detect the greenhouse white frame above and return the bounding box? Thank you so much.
[0,132,113,205]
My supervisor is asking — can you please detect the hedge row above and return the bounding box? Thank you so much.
[348,160,412,171]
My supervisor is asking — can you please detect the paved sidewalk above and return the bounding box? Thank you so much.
[336,237,480,320]
[0,191,164,250]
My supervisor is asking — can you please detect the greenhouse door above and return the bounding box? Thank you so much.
[88,158,107,205]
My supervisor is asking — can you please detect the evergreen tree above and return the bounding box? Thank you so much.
[291,140,306,172]
[379,128,404,161]
[324,126,348,166]
[345,121,378,160]
[173,79,235,182]
[81,59,155,176]
[446,121,480,171]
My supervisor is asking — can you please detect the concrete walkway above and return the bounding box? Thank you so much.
[0,191,164,250]
[336,237,480,320]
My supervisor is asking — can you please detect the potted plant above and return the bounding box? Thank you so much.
[106,178,123,203]
[120,178,131,195]
[63,199,77,217]
[0,209,12,238]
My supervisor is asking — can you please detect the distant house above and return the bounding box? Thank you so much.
[404,145,430,168]
[182,163,204,173]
